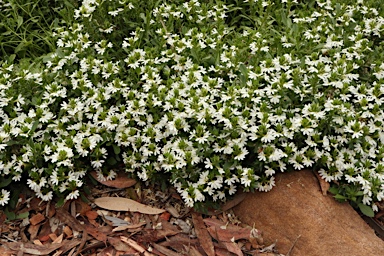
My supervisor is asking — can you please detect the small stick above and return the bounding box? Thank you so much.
[286,235,301,256]
[121,236,154,256]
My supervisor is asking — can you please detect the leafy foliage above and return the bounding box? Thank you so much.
[0,0,384,217]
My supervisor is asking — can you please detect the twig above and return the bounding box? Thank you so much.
[286,235,301,256]
[121,236,154,256]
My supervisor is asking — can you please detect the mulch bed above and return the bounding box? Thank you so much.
[0,171,281,256]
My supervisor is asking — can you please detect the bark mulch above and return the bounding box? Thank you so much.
[0,171,283,256]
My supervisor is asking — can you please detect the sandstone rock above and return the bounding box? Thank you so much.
[233,169,384,256]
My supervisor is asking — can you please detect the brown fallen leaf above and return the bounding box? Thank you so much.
[94,197,165,214]
[0,245,15,256]
[192,212,215,256]
[152,243,180,256]
[184,245,204,256]
[112,222,146,232]
[222,241,243,256]
[206,192,247,215]
[3,242,62,255]
[159,233,200,252]
[85,210,99,220]
[84,223,108,242]
[73,199,92,215]
[155,219,181,240]
[97,246,116,256]
[108,237,137,253]
[55,208,88,256]
[249,226,263,248]
[206,225,252,243]
[215,247,236,256]
[90,171,137,188]
[314,171,330,196]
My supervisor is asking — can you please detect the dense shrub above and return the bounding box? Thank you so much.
[0,0,384,215]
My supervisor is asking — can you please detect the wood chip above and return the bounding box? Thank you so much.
[63,226,73,237]
[29,213,45,226]
[52,234,64,244]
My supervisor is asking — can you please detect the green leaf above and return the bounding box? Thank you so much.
[17,16,23,29]
[4,207,16,221]
[239,63,248,79]
[80,192,90,203]
[328,186,339,195]
[358,203,374,217]
[56,197,65,208]
[334,194,346,201]
[107,157,117,165]
[112,144,121,155]
[29,120,39,135]
[0,176,12,188]
[16,211,29,219]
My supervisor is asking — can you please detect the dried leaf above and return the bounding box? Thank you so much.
[108,237,137,253]
[3,242,62,255]
[94,197,165,214]
[97,246,116,256]
[0,245,16,256]
[206,192,247,215]
[59,239,81,254]
[184,245,204,256]
[104,215,130,226]
[159,211,171,221]
[172,218,191,233]
[222,241,243,256]
[192,212,215,256]
[74,199,92,215]
[84,223,108,242]
[152,243,180,256]
[85,210,98,220]
[159,233,199,252]
[90,171,136,188]
[222,192,247,212]
[112,222,146,232]
[314,171,330,196]
[165,205,181,218]
[249,227,263,248]
[56,208,84,232]
[215,247,235,256]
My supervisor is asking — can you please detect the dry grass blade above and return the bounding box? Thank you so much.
[191,212,215,256]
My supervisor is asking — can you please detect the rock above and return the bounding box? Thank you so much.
[233,169,384,256]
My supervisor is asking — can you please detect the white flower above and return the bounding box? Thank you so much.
[0,189,10,206]
[66,190,80,200]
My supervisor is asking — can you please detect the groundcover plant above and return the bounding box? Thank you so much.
[0,0,384,216]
